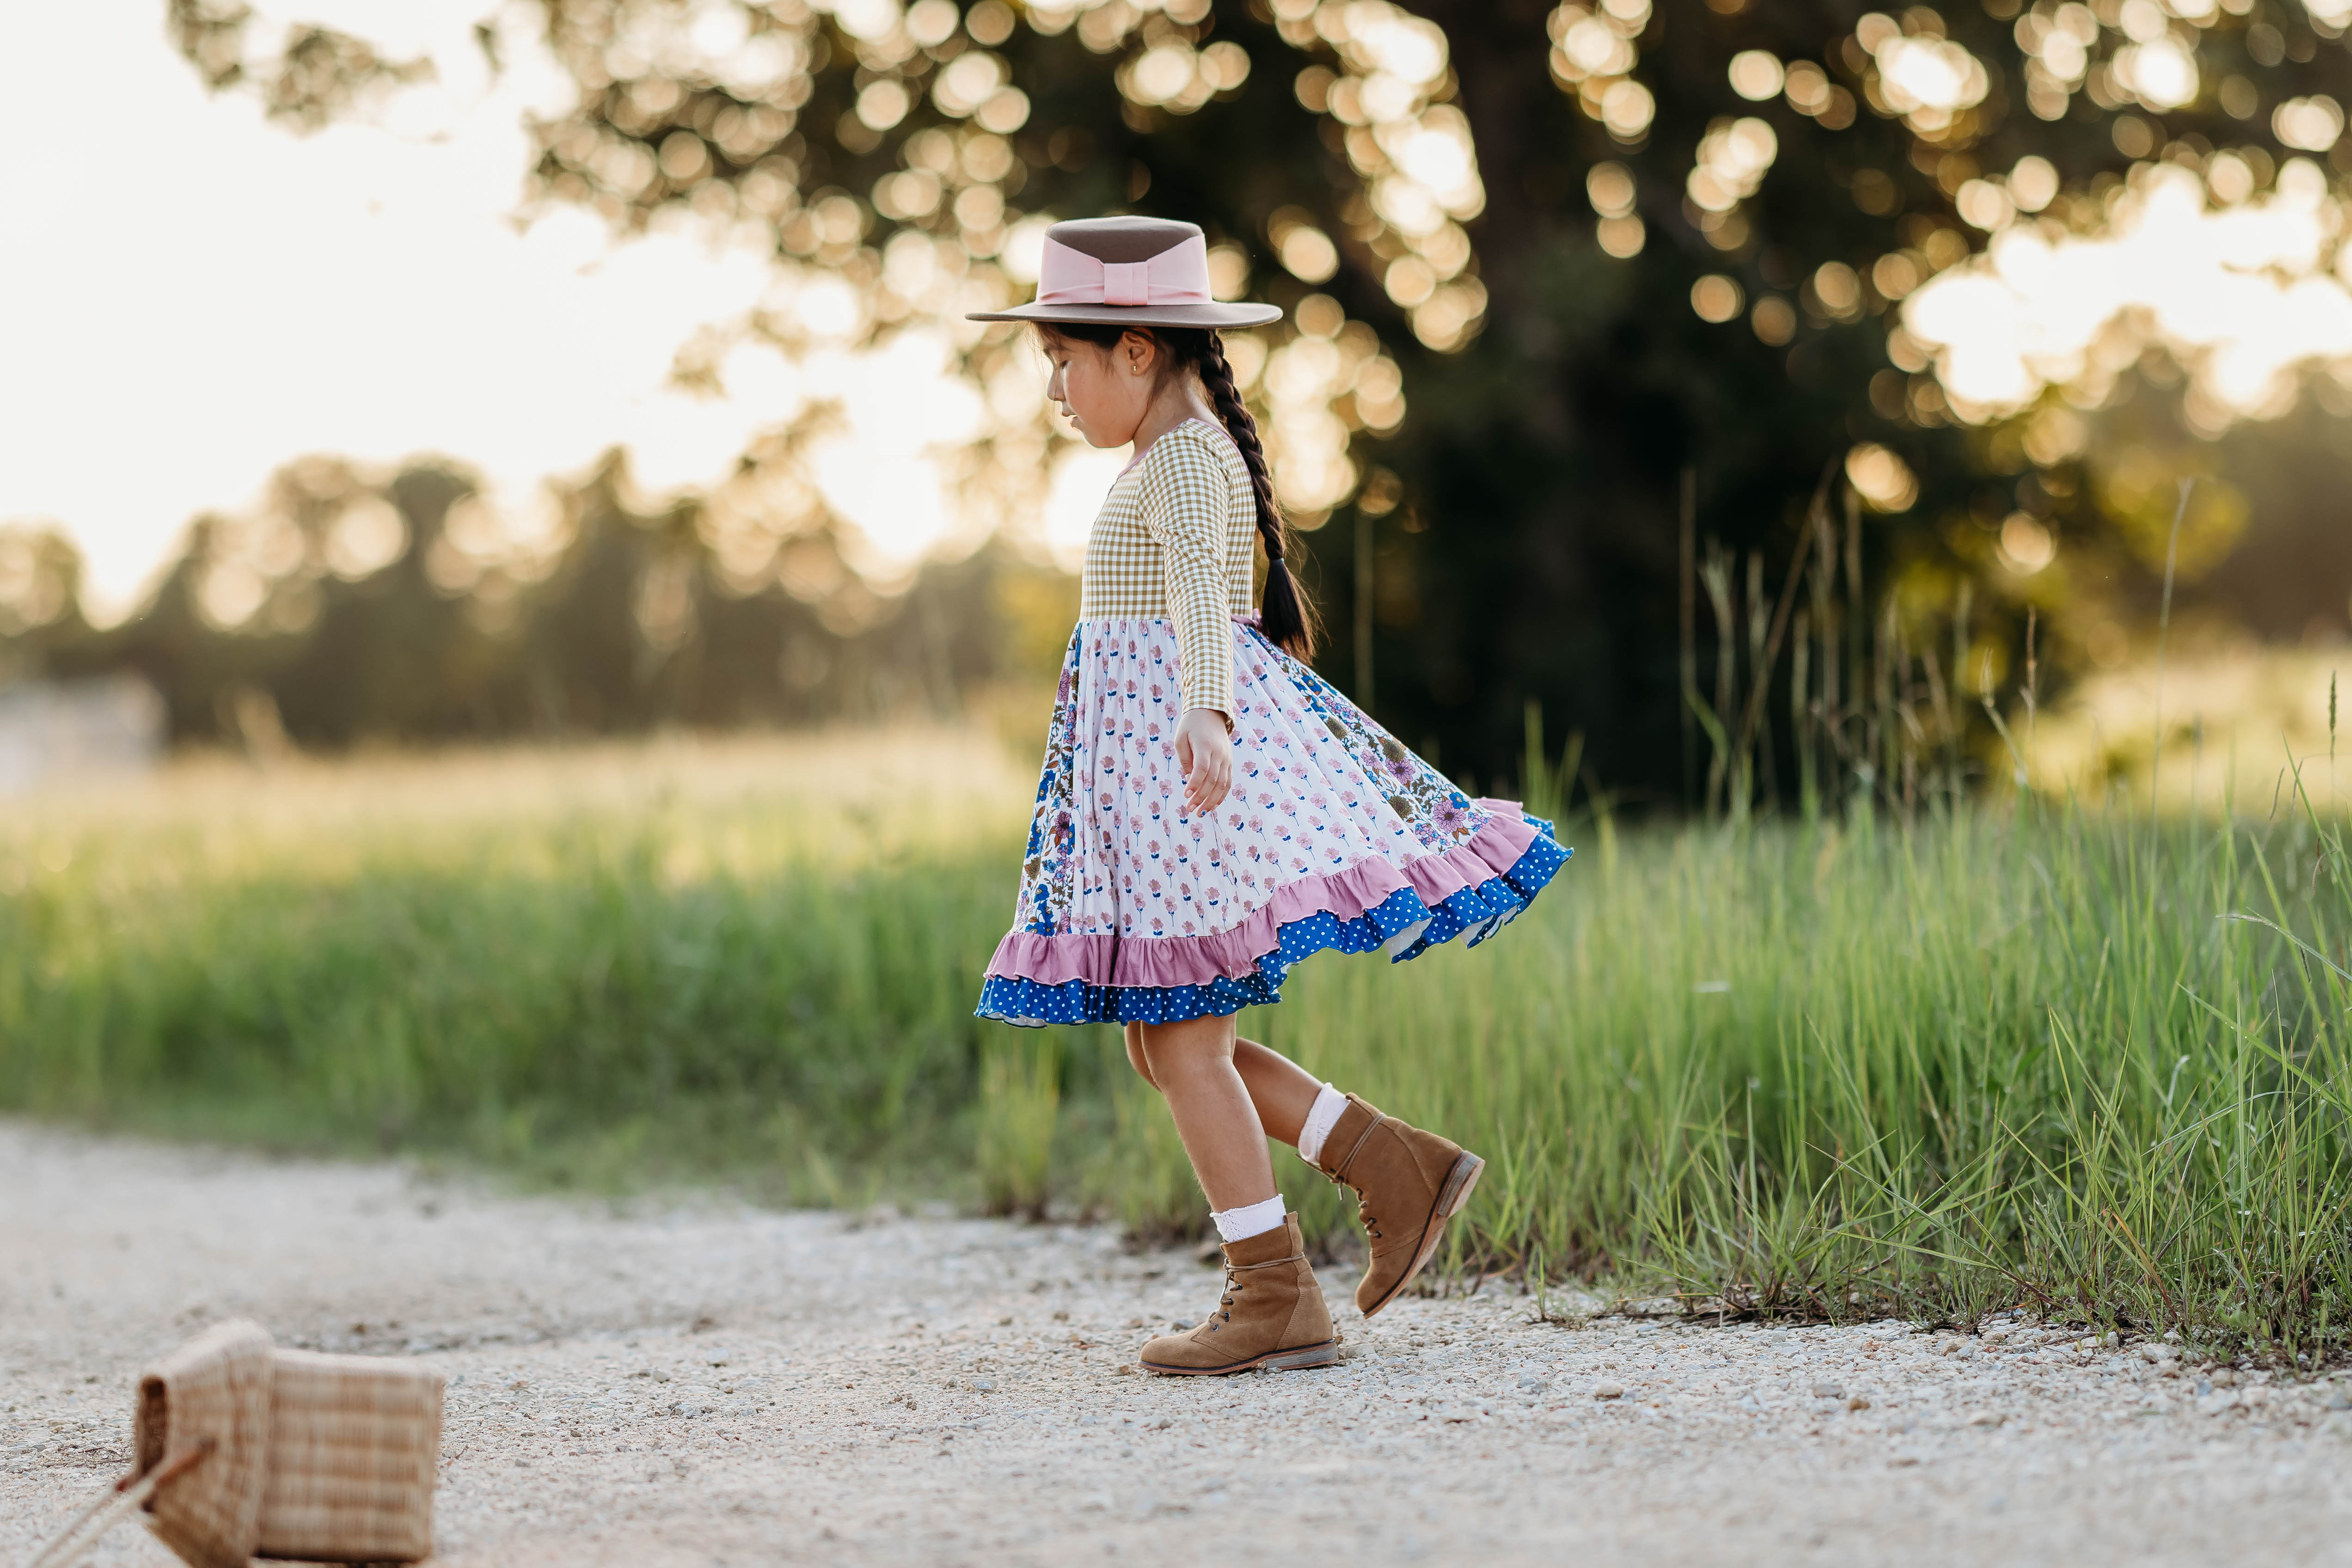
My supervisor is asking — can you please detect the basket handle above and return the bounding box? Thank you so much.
[20,1439,212,1568]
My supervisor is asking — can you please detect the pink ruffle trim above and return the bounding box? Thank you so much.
[983,800,1541,990]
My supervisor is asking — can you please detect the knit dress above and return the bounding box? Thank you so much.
[974,418,1569,1028]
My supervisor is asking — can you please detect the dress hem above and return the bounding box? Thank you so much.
[973,807,1570,1029]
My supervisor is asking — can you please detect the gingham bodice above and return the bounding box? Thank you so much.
[1077,418,1258,718]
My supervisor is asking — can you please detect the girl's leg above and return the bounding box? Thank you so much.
[1131,1015,1482,1323]
[1232,1036,1323,1147]
[1121,1022,1157,1089]
[1130,1012,1340,1376]
[1123,1023,1323,1148]
[1132,1013,1277,1212]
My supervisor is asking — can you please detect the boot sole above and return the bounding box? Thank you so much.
[1358,1151,1483,1319]
[1139,1340,1341,1377]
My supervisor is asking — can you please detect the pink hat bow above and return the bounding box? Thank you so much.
[1035,234,1213,309]
[962,215,1280,327]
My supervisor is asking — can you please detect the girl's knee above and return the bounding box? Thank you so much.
[1132,1015,1235,1084]
[1123,1023,1158,1090]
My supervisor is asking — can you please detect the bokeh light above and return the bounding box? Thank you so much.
[1691,274,1743,324]
[2274,96,2346,153]
[1258,293,1394,517]
[2009,155,2059,214]
[1273,214,1341,283]
[1686,117,1777,213]
[1751,294,1796,346]
[1546,0,1656,145]
[1844,443,1919,512]
[1279,0,1489,350]
[1859,13,1990,138]
[1904,159,2352,436]
[1587,161,1643,257]
[2114,37,2197,111]
[1997,512,2058,574]
[1728,50,1784,102]
[1812,262,1862,320]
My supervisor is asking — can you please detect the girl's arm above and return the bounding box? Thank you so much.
[1138,428,1237,731]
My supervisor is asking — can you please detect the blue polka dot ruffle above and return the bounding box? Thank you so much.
[974,826,1570,1028]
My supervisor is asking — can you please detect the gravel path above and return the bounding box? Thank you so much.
[4,1121,2350,1567]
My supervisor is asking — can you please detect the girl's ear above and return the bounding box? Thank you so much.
[1121,330,1158,377]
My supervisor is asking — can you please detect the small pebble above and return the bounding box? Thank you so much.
[1593,1382,1625,1400]
[1813,1383,1844,1400]
[1847,1394,1870,1412]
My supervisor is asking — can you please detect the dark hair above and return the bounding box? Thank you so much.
[1039,322,1320,659]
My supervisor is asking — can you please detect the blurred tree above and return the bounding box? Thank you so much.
[143,0,2352,800]
[0,527,92,688]
[18,430,1055,747]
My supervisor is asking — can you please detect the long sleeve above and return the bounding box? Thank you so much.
[1137,428,1237,721]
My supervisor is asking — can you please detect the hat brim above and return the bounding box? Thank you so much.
[966,300,1284,329]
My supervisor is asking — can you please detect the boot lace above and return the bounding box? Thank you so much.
[1327,1173,1381,1242]
[1322,1122,1386,1242]
[1206,1269,1245,1331]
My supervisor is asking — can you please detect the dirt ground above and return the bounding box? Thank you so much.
[4,1120,2350,1568]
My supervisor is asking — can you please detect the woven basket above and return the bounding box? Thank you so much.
[134,1320,274,1568]
[253,1348,444,1563]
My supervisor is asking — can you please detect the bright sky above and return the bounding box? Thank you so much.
[0,2,1118,622]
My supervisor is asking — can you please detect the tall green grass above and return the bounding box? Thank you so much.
[2,731,2347,1358]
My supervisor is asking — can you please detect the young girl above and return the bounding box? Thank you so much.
[970,216,1568,1376]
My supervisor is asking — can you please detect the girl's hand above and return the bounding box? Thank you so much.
[1175,707,1233,816]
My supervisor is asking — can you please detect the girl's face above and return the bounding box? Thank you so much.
[1042,330,1158,449]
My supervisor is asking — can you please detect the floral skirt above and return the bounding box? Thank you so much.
[974,617,1570,1028]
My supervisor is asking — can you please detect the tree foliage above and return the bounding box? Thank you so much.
[27,0,2352,792]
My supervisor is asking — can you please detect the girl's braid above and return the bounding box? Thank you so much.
[1199,332,1318,658]
[1198,337,1281,562]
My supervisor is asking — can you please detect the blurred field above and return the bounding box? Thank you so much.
[2027,641,2352,815]
[3,728,2350,1359]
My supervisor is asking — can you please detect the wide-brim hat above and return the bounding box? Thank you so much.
[967,216,1283,329]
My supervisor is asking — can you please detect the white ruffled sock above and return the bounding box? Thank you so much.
[1295,1083,1348,1165]
[1209,1194,1288,1243]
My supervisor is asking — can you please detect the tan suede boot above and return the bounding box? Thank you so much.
[1313,1094,1484,1317]
[1138,1214,1339,1376]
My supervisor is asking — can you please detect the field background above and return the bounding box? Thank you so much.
[5,725,2348,1363]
